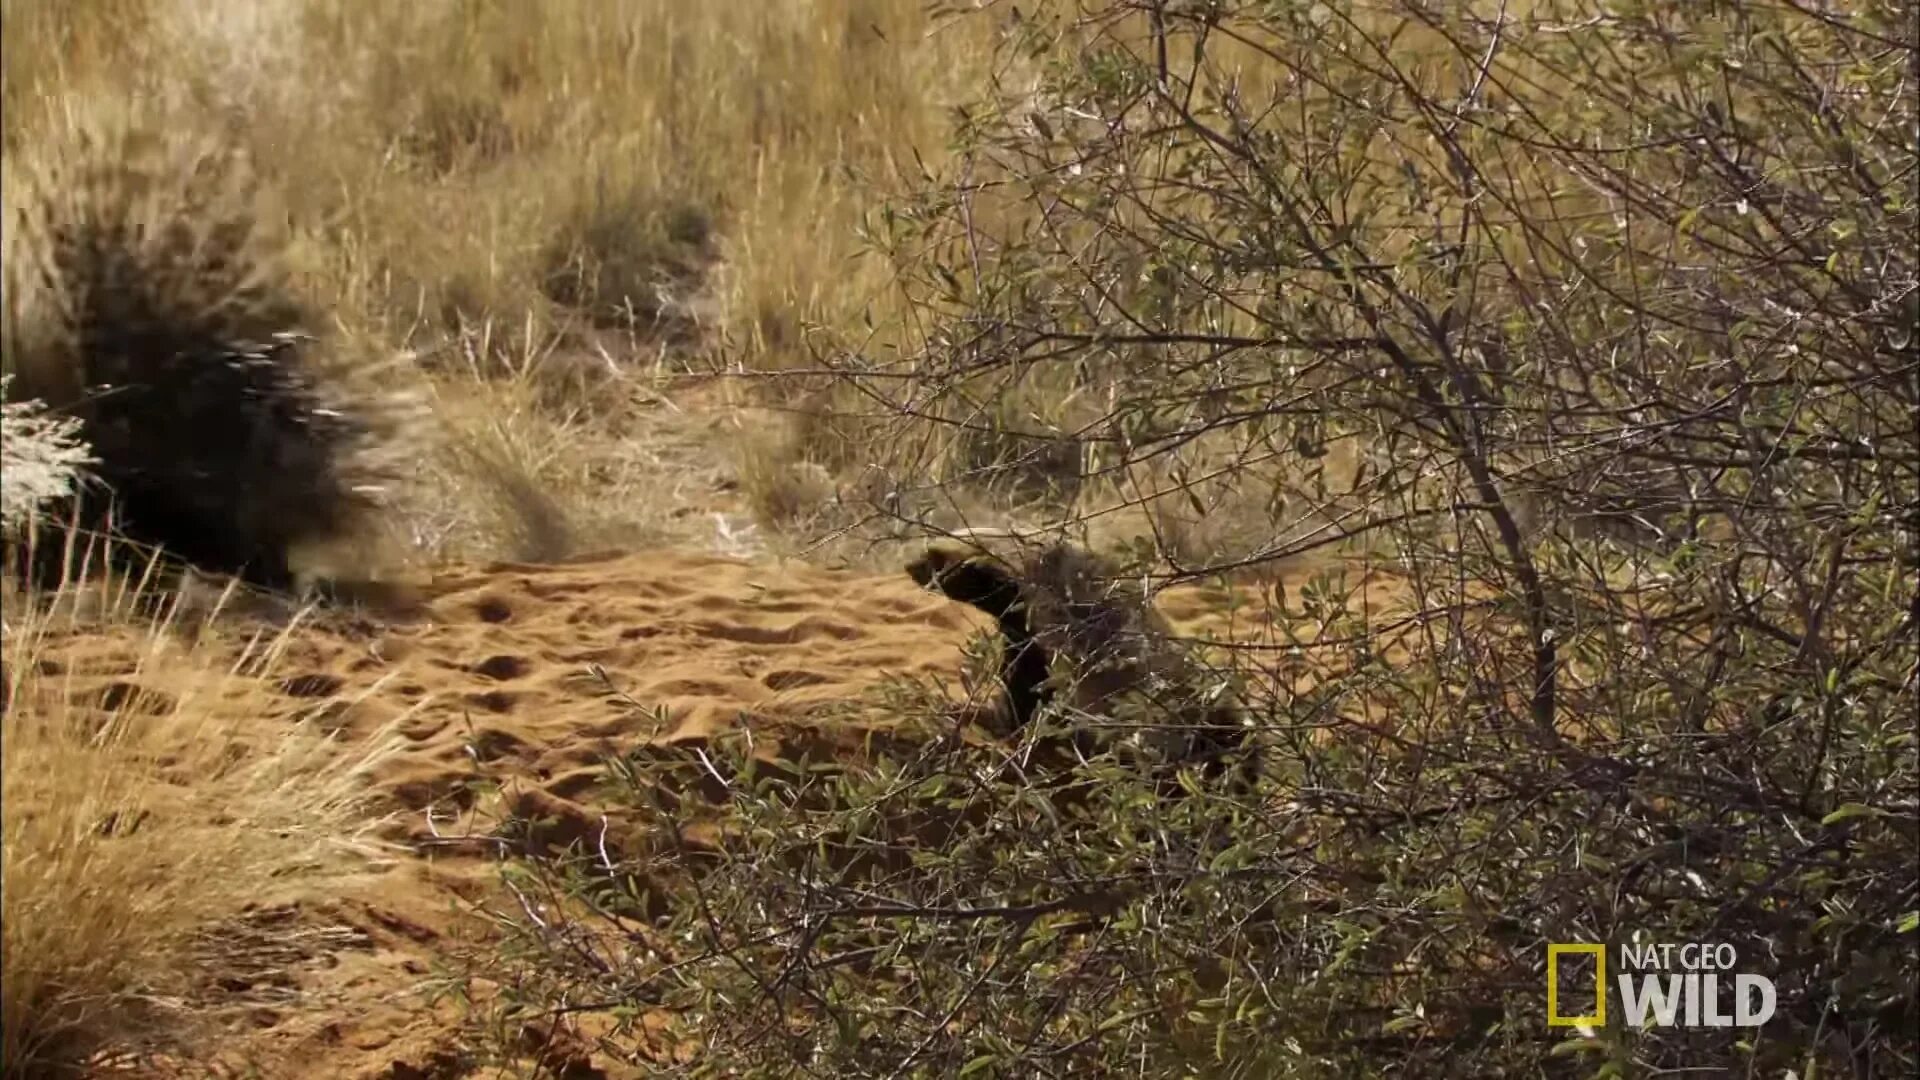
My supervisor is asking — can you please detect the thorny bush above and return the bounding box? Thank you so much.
[470,2,1916,1075]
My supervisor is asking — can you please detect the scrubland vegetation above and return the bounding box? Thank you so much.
[3,0,1915,1076]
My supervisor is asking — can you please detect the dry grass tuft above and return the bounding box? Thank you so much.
[723,412,839,536]
[0,379,93,536]
[0,542,394,1075]
[538,172,717,341]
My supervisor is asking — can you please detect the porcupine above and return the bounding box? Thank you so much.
[2,127,415,594]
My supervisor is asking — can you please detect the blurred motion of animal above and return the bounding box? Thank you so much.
[2,129,418,593]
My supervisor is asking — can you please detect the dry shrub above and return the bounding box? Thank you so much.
[205,0,991,370]
[473,1,1917,1074]
[409,344,739,561]
[730,417,841,534]
[410,359,585,564]
[0,548,392,1074]
[539,170,716,340]
[28,0,864,324]
[950,393,1090,508]
[0,381,93,537]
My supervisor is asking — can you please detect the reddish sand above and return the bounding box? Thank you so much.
[36,546,1405,1077]
[31,549,982,1076]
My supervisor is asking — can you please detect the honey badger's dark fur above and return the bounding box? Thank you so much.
[3,131,410,592]
[906,541,1256,792]
[906,545,1053,737]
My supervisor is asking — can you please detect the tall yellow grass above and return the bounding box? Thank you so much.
[1,545,394,1074]
[2,0,1003,561]
[0,0,1002,369]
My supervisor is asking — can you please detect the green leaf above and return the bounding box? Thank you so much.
[1896,911,1919,934]
[1821,803,1883,826]
[1550,1036,1605,1056]
[958,1054,999,1077]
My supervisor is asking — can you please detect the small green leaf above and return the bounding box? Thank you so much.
[1822,803,1883,826]
[959,1054,999,1077]
[1896,911,1919,934]
[1550,1036,1604,1056]
[1382,1013,1424,1034]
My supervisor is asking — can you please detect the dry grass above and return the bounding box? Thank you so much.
[731,418,843,535]
[0,379,93,536]
[1,0,1001,564]
[0,14,983,1056]
[0,0,1471,568]
[0,544,394,1075]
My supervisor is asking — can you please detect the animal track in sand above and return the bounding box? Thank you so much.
[469,654,529,681]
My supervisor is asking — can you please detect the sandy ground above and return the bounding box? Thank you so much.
[33,536,1403,1077]
[39,548,989,1077]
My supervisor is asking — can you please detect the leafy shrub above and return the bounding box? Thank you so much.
[472,1,1917,1075]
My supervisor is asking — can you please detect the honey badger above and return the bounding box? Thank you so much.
[906,540,1256,791]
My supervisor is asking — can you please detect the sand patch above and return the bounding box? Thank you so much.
[28,549,993,1076]
[31,547,1411,1077]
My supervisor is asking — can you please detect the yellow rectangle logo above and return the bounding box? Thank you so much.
[1547,943,1606,1027]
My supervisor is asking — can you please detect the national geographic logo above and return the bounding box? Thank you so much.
[1548,941,1776,1029]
